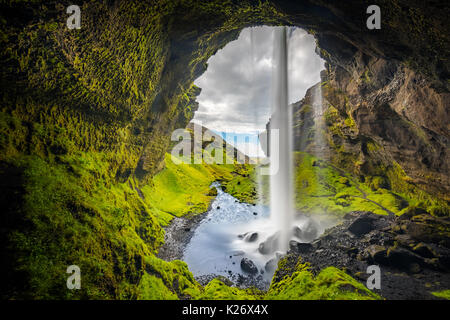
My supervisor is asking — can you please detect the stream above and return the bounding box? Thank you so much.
[181,182,330,290]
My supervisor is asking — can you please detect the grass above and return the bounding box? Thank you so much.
[141,153,256,226]
[294,152,410,216]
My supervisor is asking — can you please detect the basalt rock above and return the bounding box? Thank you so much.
[289,241,313,254]
[280,211,450,299]
[348,216,375,237]
[240,258,258,275]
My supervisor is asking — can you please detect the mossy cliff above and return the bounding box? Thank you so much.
[0,0,448,299]
[292,62,449,218]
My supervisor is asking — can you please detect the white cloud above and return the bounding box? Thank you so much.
[192,26,325,153]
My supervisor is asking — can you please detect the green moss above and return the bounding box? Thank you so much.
[195,279,260,300]
[266,263,381,300]
[367,176,390,191]
[1,0,448,301]
[294,152,407,216]
[137,274,178,300]
[141,153,256,226]
[385,162,450,217]
[431,290,450,300]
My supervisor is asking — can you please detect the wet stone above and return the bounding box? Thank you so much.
[244,232,258,242]
[264,258,278,272]
[293,226,302,238]
[348,216,375,236]
[240,258,258,274]
[289,240,313,253]
[258,232,280,255]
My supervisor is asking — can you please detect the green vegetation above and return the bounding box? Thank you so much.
[142,153,256,226]
[313,83,450,218]
[431,290,450,300]
[0,138,256,299]
[266,260,381,300]
[294,152,408,216]
[195,279,261,300]
[1,0,447,301]
[0,0,273,299]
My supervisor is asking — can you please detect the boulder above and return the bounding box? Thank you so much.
[244,232,258,242]
[258,232,280,255]
[264,258,278,272]
[292,226,302,238]
[412,243,436,259]
[240,258,258,274]
[289,240,313,253]
[386,247,423,270]
[366,245,387,264]
[348,216,375,236]
[302,221,319,240]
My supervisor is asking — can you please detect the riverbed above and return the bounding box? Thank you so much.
[159,182,332,290]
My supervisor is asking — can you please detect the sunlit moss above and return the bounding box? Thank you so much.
[431,289,450,300]
[195,279,261,300]
[266,262,381,300]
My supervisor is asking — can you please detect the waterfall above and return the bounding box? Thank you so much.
[249,27,265,206]
[312,83,327,159]
[269,27,294,252]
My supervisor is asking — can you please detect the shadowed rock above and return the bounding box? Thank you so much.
[366,244,387,264]
[289,240,313,253]
[240,258,258,274]
[348,216,375,236]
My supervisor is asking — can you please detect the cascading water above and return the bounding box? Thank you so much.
[312,84,327,159]
[182,27,331,289]
[269,27,294,252]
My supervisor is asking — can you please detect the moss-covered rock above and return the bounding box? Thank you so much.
[266,261,381,300]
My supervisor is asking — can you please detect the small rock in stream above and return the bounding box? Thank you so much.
[258,232,280,255]
[244,232,258,242]
[240,258,258,274]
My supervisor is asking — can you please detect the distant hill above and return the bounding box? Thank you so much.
[168,122,253,164]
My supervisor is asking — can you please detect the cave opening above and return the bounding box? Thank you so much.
[179,25,331,289]
[1,0,449,301]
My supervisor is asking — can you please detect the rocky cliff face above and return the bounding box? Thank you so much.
[324,55,448,199]
[292,56,449,213]
[1,0,448,189]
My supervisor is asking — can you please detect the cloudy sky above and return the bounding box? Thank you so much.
[192,26,325,157]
